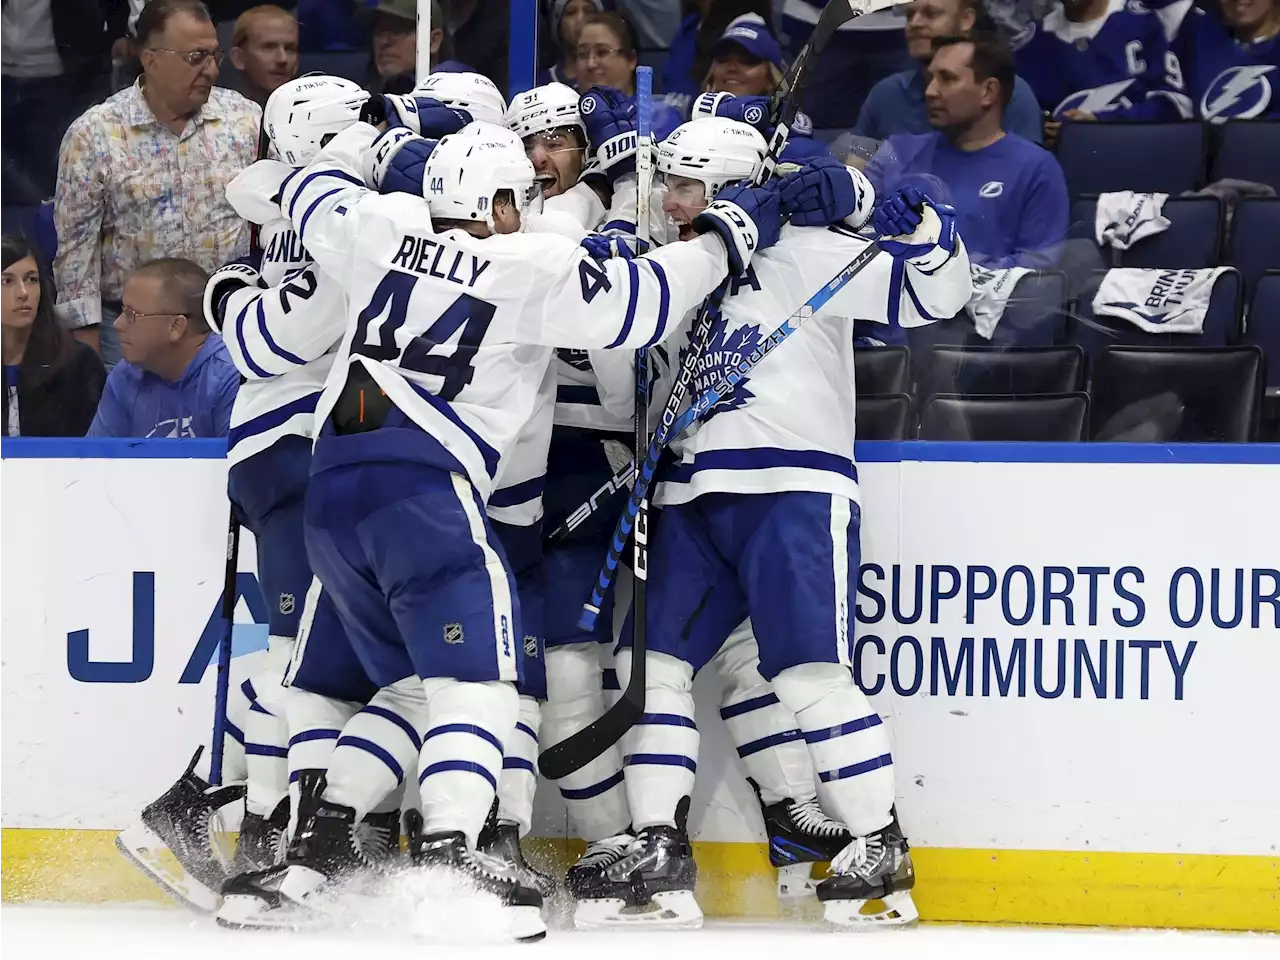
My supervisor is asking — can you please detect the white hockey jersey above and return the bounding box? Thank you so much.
[655,224,973,508]
[277,122,734,502]
[221,160,345,467]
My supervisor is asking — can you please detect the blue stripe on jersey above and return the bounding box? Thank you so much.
[503,757,536,773]
[407,381,501,478]
[602,219,636,235]
[256,299,308,366]
[736,729,804,758]
[557,384,601,406]
[286,168,362,220]
[638,712,697,728]
[232,299,273,378]
[904,270,945,320]
[887,258,905,329]
[228,392,320,450]
[818,752,893,783]
[515,722,538,740]
[490,474,546,508]
[664,448,859,483]
[607,260,641,348]
[299,186,347,243]
[647,260,671,347]
[335,734,405,782]
[624,752,697,772]
[418,759,498,790]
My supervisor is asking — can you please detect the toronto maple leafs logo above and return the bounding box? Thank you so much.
[683,320,762,419]
[558,348,592,371]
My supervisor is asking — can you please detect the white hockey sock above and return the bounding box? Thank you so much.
[772,663,895,836]
[419,678,518,849]
[714,620,817,806]
[243,689,288,817]
[195,670,250,784]
[620,650,698,831]
[543,643,630,840]
[323,678,427,821]
[496,695,541,835]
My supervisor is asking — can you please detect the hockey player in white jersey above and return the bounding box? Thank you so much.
[597,116,972,928]
[226,116,783,938]
[414,70,509,125]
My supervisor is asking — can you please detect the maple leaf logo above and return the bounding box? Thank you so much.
[681,319,762,419]
[557,348,592,372]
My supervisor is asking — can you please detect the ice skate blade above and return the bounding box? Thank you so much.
[573,890,704,930]
[115,823,222,912]
[777,862,818,900]
[822,890,919,928]
[214,893,327,932]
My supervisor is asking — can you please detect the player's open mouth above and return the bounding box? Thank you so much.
[535,173,557,193]
[675,218,694,241]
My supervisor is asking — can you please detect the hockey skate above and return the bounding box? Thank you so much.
[760,795,852,899]
[477,802,556,900]
[216,773,398,930]
[115,747,245,912]
[230,797,289,875]
[573,801,702,930]
[405,809,546,942]
[816,814,918,928]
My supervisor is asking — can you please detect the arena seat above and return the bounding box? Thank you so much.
[1090,345,1264,442]
[919,345,1084,400]
[1056,121,1206,198]
[854,346,910,395]
[1210,120,1280,192]
[907,271,1066,352]
[856,393,914,441]
[1070,196,1223,270]
[1070,267,1242,362]
[1227,197,1280,300]
[918,393,1089,441]
[1247,271,1280,394]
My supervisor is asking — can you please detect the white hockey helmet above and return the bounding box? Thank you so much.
[413,71,508,126]
[264,74,369,167]
[504,82,585,142]
[423,124,542,229]
[657,117,767,201]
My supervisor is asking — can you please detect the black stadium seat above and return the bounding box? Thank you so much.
[1211,120,1280,192]
[1227,198,1280,300]
[1090,346,1265,442]
[919,345,1085,400]
[919,394,1090,441]
[1247,272,1280,395]
[854,346,910,395]
[1056,121,1206,198]
[856,394,914,441]
[1070,196,1223,270]
[989,271,1069,346]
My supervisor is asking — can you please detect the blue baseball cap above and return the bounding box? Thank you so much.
[712,16,784,69]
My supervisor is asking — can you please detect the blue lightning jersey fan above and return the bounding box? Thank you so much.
[1171,6,1279,122]
[1013,0,1191,119]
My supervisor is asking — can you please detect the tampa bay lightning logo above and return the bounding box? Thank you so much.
[558,348,592,371]
[1202,66,1276,122]
[684,320,762,418]
[1052,79,1135,118]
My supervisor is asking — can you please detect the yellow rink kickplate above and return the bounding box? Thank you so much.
[2,829,1276,932]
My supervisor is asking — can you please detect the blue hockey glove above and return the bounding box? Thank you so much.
[580,231,649,260]
[691,92,771,132]
[874,185,959,272]
[362,128,437,196]
[383,94,473,138]
[203,261,265,334]
[579,86,637,184]
[776,155,876,228]
[693,181,782,276]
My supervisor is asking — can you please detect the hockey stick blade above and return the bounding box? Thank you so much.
[537,667,643,780]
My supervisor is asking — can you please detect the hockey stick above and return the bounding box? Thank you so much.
[576,0,883,631]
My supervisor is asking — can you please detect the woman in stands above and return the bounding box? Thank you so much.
[539,0,601,86]
[1,235,104,437]
[662,0,774,113]
[1172,0,1279,122]
[575,11,684,138]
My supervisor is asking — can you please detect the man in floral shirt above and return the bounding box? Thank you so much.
[54,0,260,368]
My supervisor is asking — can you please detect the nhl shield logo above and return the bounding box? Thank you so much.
[279,594,295,615]
[444,623,464,644]
[524,634,539,658]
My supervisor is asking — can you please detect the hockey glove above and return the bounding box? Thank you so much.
[693,181,782,276]
[362,127,437,195]
[203,261,266,335]
[692,92,772,132]
[580,231,649,261]
[579,86,638,185]
[383,95,473,138]
[776,155,876,229]
[874,185,959,273]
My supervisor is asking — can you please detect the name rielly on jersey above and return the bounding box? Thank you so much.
[389,234,493,288]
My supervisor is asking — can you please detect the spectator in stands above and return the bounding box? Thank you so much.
[577,11,683,138]
[2,0,115,206]
[89,258,238,438]
[361,0,451,93]
[1014,0,1185,145]
[539,0,602,87]
[865,34,1069,268]
[1,236,105,437]
[54,0,260,371]
[855,0,1043,144]
[228,4,299,106]
[1171,0,1280,122]
[662,0,773,115]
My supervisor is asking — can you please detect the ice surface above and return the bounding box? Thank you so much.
[2,905,1277,960]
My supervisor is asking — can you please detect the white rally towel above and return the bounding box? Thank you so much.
[1092,267,1228,334]
[1094,191,1171,250]
[966,265,1033,339]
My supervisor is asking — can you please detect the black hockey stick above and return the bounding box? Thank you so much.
[536,0,882,781]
